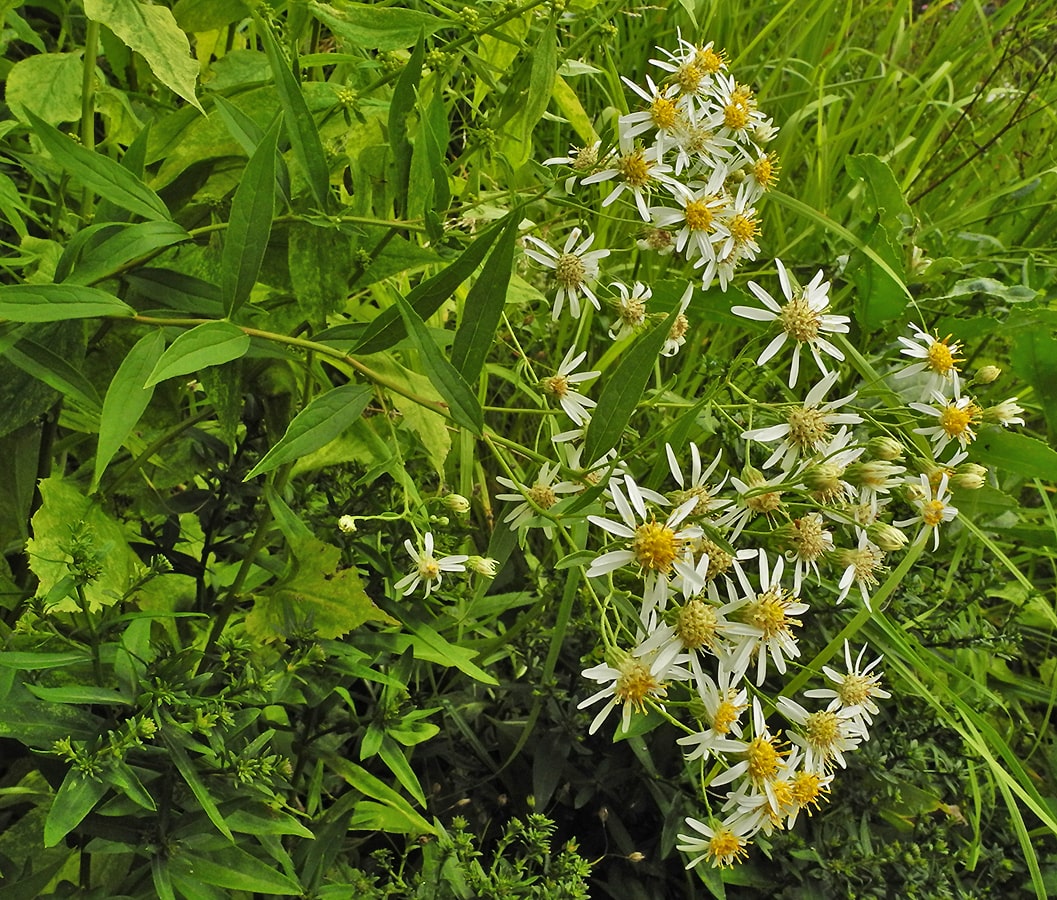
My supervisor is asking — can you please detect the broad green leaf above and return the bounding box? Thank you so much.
[583,308,677,463]
[0,284,133,322]
[551,75,599,146]
[173,0,249,32]
[221,804,314,839]
[0,651,91,670]
[378,736,426,806]
[1008,309,1057,435]
[144,321,250,387]
[388,36,424,219]
[6,52,83,125]
[394,294,482,435]
[107,760,157,811]
[256,14,330,210]
[125,267,225,317]
[244,382,374,479]
[0,698,101,746]
[288,221,351,321]
[402,621,498,685]
[84,0,204,112]
[43,769,109,847]
[170,847,302,894]
[246,537,394,641]
[25,684,129,705]
[354,218,504,354]
[94,329,165,489]
[499,22,557,169]
[26,476,142,613]
[349,800,434,835]
[27,111,171,221]
[326,755,435,834]
[846,153,912,231]
[308,1,441,50]
[973,426,1057,480]
[213,97,292,201]
[222,117,281,317]
[66,221,189,286]
[162,734,233,841]
[450,213,518,382]
[4,339,102,412]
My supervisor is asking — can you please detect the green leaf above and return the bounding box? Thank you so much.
[378,736,426,806]
[4,339,102,412]
[354,219,505,354]
[288,221,351,321]
[973,426,1057,480]
[402,621,498,685]
[0,697,101,745]
[222,117,281,317]
[308,1,441,50]
[43,769,109,847]
[394,294,482,435]
[583,307,677,463]
[65,220,189,286]
[27,110,171,221]
[173,0,249,32]
[107,760,157,811]
[25,684,129,705]
[244,382,374,479]
[162,733,233,841]
[171,847,302,894]
[500,22,557,169]
[388,35,424,219]
[325,755,435,834]
[846,153,912,231]
[144,321,250,387]
[6,52,83,125]
[94,330,165,489]
[256,13,329,210]
[221,804,315,839]
[0,651,91,670]
[450,213,518,383]
[246,536,395,641]
[84,0,203,112]
[0,284,133,322]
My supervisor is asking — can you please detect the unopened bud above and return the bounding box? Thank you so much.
[870,522,909,552]
[803,462,843,494]
[627,851,646,863]
[468,556,499,577]
[866,436,904,461]
[975,365,1001,385]
[338,515,357,534]
[952,463,987,490]
[845,460,905,491]
[444,493,471,514]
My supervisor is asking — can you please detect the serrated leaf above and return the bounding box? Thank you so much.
[94,329,165,489]
[4,339,102,412]
[144,321,250,387]
[84,0,203,112]
[393,294,482,435]
[0,284,133,322]
[246,537,395,640]
[583,308,677,463]
[973,426,1057,480]
[450,213,517,383]
[6,52,83,125]
[27,110,171,221]
[44,769,109,847]
[244,382,374,479]
[308,2,441,50]
[222,117,280,317]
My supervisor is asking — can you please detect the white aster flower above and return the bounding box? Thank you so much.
[713,182,762,268]
[661,282,695,357]
[676,665,749,762]
[579,143,680,221]
[835,531,887,608]
[542,141,602,191]
[910,390,982,457]
[894,472,959,551]
[393,532,468,597]
[649,178,729,265]
[784,512,834,594]
[522,227,609,320]
[708,697,788,804]
[775,696,863,773]
[983,397,1025,427]
[805,641,890,727]
[731,258,850,388]
[649,34,728,110]
[677,814,755,870]
[665,441,730,518]
[578,646,685,736]
[495,462,580,537]
[540,346,599,427]
[608,280,651,341]
[619,74,684,154]
[895,324,963,399]
[716,466,791,542]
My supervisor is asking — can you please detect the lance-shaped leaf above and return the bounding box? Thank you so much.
[65,220,190,286]
[222,117,280,317]
[0,284,133,322]
[245,382,374,480]
[583,308,677,463]
[84,0,203,112]
[389,36,424,219]
[393,294,482,435]
[144,321,250,387]
[450,213,518,382]
[27,110,171,221]
[308,1,441,50]
[43,769,109,847]
[4,339,101,412]
[94,329,165,489]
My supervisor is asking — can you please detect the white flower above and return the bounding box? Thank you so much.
[649,178,729,265]
[716,467,791,542]
[608,281,651,341]
[393,532,468,597]
[776,696,863,773]
[703,74,770,150]
[338,515,357,534]
[713,182,761,268]
[665,441,729,518]
[741,370,861,470]
[784,512,834,595]
[983,397,1025,427]
[895,324,963,399]
[495,462,580,536]
[618,74,684,153]
[522,227,609,320]
[541,346,599,427]
[910,390,982,457]
[708,697,787,801]
[677,814,755,870]
[731,258,850,388]
[661,282,695,357]
[579,143,680,221]
[676,665,749,761]
[577,646,686,735]
[806,641,889,729]
[835,531,887,608]
[894,472,959,551]
[542,141,602,191]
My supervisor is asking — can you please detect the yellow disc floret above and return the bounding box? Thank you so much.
[632,521,680,573]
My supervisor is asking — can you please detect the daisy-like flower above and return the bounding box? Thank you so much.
[775,696,863,773]
[713,182,762,268]
[542,141,601,191]
[982,397,1025,427]
[619,74,684,154]
[578,646,684,735]
[806,641,890,731]
[741,150,781,197]
[705,75,770,149]
[741,370,861,470]
[720,761,796,836]
[844,458,908,503]
[726,549,810,685]
[709,697,788,798]
[910,390,982,457]
[669,112,737,177]
[393,532,468,597]
[522,227,609,320]
[661,282,695,357]
[782,512,834,594]
[717,466,791,542]
[798,426,865,505]
[649,178,729,265]
[586,475,702,593]
[732,258,850,388]
[835,531,887,608]
[895,324,963,399]
[540,346,599,426]
[665,441,729,518]
[677,665,750,761]
[495,462,580,537]
[677,814,755,870]
[579,142,680,221]
[649,33,728,104]
[608,280,651,341]
[894,472,959,550]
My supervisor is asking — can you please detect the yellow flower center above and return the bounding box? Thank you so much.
[729,213,758,244]
[804,710,841,752]
[752,153,779,189]
[675,599,719,650]
[743,589,800,640]
[837,673,874,707]
[712,696,743,735]
[615,659,663,712]
[790,515,829,562]
[543,374,569,398]
[570,144,598,171]
[684,198,714,231]
[926,335,961,375]
[745,490,782,515]
[676,63,703,94]
[618,295,647,327]
[668,313,689,343]
[632,521,680,573]
[778,296,822,342]
[618,149,651,188]
[650,95,678,130]
[791,769,828,809]
[939,402,979,439]
[672,485,713,517]
[554,252,586,289]
[746,733,784,782]
[697,539,732,580]
[527,484,558,509]
[694,47,725,74]
[839,547,885,586]
[417,557,441,580]
[707,827,748,868]
[787,406,830,450]
[724,100,750,130]
[921,498,947,527]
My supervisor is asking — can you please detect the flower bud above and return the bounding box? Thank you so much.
[982,397,1024,427]
[866,436,904,461]
[951,463,987,490]
[803,462,843,494]
[444,493,471,514]
[975,365,1001,385]
[467,556,499,577]
[870,522,909,552]
[845,460,905,491]
[338,515,357,534]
